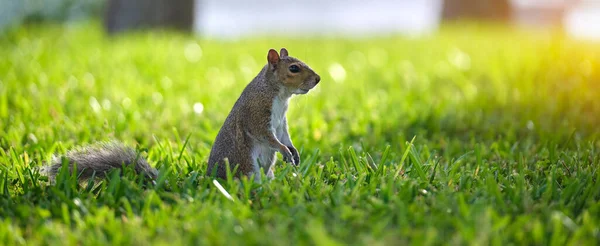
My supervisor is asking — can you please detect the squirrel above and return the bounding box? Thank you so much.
[43,48,320,183]
[207,48,320,181]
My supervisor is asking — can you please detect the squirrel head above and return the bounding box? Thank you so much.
[266,48,320,95]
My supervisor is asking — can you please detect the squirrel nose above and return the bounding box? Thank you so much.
[315,75,321,84]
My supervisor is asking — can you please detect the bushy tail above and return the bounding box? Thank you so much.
[43,141,158,182]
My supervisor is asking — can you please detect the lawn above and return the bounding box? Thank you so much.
[0,22,599,245]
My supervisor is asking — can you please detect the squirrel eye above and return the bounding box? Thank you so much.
[289,65,300,73]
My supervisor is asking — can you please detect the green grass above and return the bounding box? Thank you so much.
[1,21,599,245]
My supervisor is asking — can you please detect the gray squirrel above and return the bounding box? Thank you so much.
[44,48,320,182]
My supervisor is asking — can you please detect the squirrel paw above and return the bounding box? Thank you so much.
[282,146,297,166]
[287,146,300,166]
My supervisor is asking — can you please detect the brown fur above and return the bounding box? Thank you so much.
[207,48,320,181]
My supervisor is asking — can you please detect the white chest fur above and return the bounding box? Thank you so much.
[270,94,289,132]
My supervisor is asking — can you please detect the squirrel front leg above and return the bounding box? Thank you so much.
[278,117,299,165]
[265,131,295,165]
[246,118,296,165]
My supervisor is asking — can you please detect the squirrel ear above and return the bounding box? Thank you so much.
[267,49,280,65]
[280,48,288,57]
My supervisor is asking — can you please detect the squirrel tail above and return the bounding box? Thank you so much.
[43,141,158,182]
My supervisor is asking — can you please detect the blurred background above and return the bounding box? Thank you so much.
[1,0,599,40]
[2,0,600,151]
